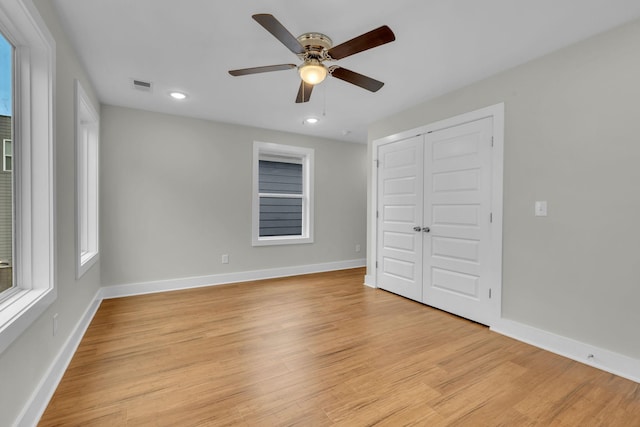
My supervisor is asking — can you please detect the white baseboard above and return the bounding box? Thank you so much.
[16,288,104,427]
[492,318,640,384]
[364,274,376,288]
[101,259,366,299]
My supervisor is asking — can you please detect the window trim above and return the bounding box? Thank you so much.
[0,0,56,355]
[252,141,314,246]
[75,80,99,278]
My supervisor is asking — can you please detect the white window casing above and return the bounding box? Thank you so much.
[75,80,99,278]
[252,141,314,246]
[0,0,56,354]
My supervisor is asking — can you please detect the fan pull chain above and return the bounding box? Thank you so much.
[322,82,327,117]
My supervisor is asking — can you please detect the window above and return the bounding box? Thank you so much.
[2,139,11,171]
[75,80,99,278]
[0,0,56,355]
[252,142,314,246]
[0,19,15,299]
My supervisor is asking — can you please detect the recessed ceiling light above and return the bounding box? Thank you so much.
[169,91,187,100]
[304,117,319,125]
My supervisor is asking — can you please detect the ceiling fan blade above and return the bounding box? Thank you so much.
[229,64,297,76]
[252,14,305,55]
[295,81,314,103]
[330,67,384,92]
[328,26,395,60]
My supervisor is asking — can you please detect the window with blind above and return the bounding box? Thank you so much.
[253,142,314,246]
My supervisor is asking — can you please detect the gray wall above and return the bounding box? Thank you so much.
[100,106,367,286]
[0,1,102,425]
[368,19,640,359]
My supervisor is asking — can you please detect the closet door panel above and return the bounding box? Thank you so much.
[376,136,424,302]
[423,117,493,325]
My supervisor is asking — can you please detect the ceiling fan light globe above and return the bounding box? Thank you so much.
[299,63,327,85]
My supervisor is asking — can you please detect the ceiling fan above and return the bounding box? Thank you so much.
[229,14,396,103]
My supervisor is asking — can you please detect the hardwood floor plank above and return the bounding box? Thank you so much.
[39,268,640,426]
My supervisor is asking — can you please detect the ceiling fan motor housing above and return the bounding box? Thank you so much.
[297,33,333,61]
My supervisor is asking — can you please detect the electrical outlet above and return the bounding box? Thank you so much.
[53,313,59,336]
[535,201,548,216]
[221,254,229,264]
[355,244,361,253]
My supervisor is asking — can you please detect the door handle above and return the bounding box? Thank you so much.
[413,226,422,231]
[422,227,430,233]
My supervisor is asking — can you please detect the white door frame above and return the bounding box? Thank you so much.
[370,103,504,325]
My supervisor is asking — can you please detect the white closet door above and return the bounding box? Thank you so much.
[422,117,493,325]
[376,135,424,302]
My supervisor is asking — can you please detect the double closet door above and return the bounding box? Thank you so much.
[376,117,494,325]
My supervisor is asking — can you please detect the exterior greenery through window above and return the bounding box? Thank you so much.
[252,142,314,246]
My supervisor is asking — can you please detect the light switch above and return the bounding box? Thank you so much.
[535,201,547,217]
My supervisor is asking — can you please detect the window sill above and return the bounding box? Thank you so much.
[0,287,56,354]
[78,251,99,278]
[252,236,314,247]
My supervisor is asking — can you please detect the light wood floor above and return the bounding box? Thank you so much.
[40,268,640,426]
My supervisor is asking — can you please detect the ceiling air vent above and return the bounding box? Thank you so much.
[132,79,152,92]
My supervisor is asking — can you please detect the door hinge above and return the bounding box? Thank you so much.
[376,210,379,219]
[489,288,492,299]
[375,159,380,168]
[490,212,493,223]
[491,136,494,147]
[376,261,379,268]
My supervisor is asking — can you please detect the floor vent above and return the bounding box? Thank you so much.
[132,79,152,91]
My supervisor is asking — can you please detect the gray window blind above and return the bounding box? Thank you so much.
[259,160,303,237]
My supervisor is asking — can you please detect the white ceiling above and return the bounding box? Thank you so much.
[51,0,640,143]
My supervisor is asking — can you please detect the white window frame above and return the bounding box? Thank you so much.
[252,141,314,246]
[75,80,99,278]
[2,139,11,171]
[0,0,56,355]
